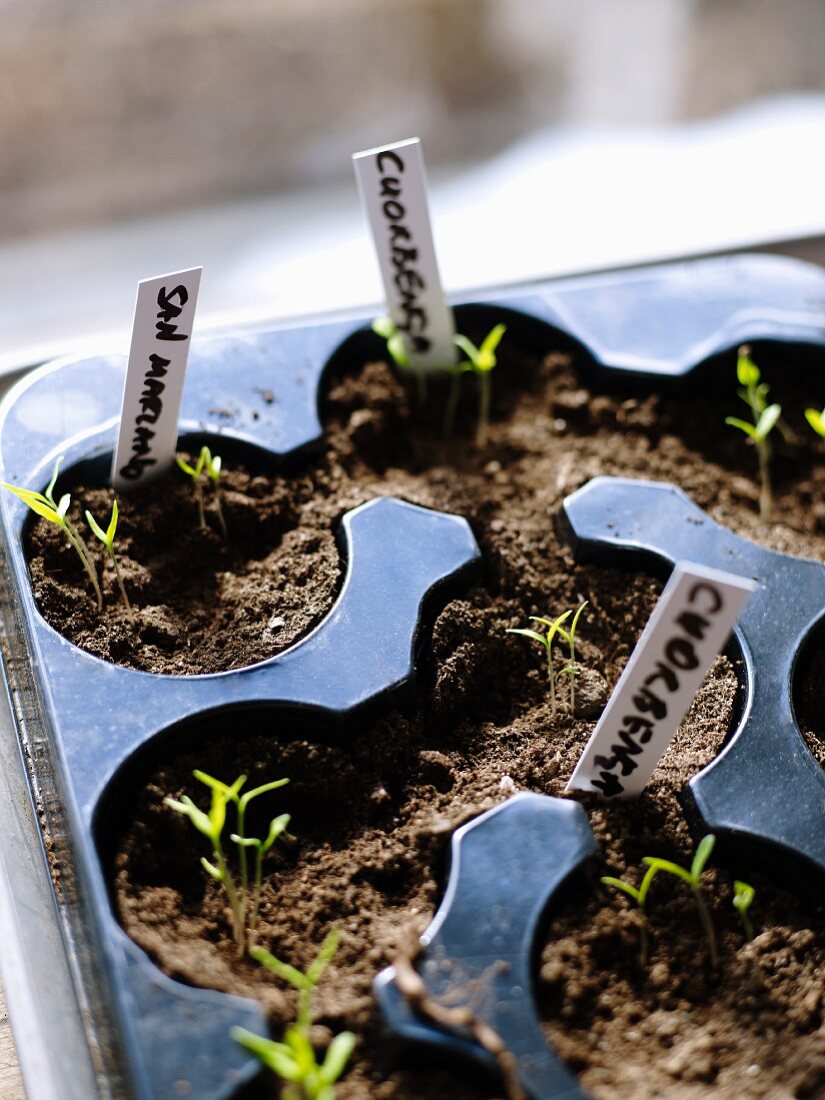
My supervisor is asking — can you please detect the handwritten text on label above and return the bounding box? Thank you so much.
[112,267,202,490]
[566,561,756,798]
[352,138,455,371]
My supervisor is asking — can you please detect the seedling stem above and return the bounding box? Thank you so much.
[177,446,227,535]
[507,609,572,717]
[2,458,102,611]
[557,601,588,713]
[601,863,658,965]
[453,324,506,445]
[165,770,289,956]
[372,316,427,407]
[724,347,781,520]
[85,500,135,622]
[732,879,756,939]
[233,930,355,1099]
[643,834,718,966]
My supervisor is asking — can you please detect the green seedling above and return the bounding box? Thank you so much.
[452,324,507,445]
[230,780,291,934]
[372,315,427,407]
[85,500,134,622]
[165,770,289,955]
[601,863,659,965]
[233,929,355,1099]
[642,834,718,966]
[507,609,572,718]
[202,447,227,537]
[176,446,226,534]
[732,879,756,940]
[2,457,102,611]
[557,600,588,713]
[805,406,825,438]
[176,448,208,528]
[725,346,781,520]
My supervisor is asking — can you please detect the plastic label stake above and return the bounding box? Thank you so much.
[112,267,202,490]
[352,137,455,371]
[567,560,756,798]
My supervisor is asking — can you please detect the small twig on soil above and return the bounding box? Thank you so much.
[393,936,526,1100]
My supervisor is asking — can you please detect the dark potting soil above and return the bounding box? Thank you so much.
[26,464,343,674]
[57,342,825,1097]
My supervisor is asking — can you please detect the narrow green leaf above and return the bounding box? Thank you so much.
[754,403,781,440]
[308,928,341,985]
[165,794,212,839]
[725,416,759,439]
[479,322,506,361]
[387,332,410,370]
[261,813,291,855]
[371,316,394,340]
[45,457,63,507]
[690,834,716,882]
[506,628,549,647]
[175,455,198,479]
[200,856,223,881]
[2,486,61,524]
[231,1027,297,1078]
[230,833,260,849]
[453,333,479,368]
[194,770,246,802]
[106,499,119,543]
[637,863,660,907]
[238,777,289,814]
[641,856,693,886]
[601,876,642,905]
[804,408,825,438]
[320,1031,356,1085]
[733,880,755,914]
[568,600,588,642]
[736,349,760,388]
[85,509,109,546]
[250,947,312,991]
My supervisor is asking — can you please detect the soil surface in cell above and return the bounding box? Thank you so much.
[106,341,825,1098]
[26,462,343,674]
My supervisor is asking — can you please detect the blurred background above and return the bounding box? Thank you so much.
[1,0,825,369]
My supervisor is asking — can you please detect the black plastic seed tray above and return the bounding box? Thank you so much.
[0,253,823,1100]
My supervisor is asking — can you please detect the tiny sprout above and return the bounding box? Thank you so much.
[452,324,507,445]
[805,406,825,438]
[2,457,102,611]
[507,609,571,718]
[733,879,756,940]
[202,447,227,537]
[176,448,207,528]
[85,500,134,622]
[556,600,588,714]
[372,315,427,407]
[643,834,718,966]
[725,346,781,520]
[233,929,355,1099]
[176,445,227,535]
[165,770,289,955]
[601,864,658,965]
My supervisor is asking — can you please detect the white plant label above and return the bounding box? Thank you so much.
[112,266,202,490]
[567,561,756,799]
[352,137,455,371]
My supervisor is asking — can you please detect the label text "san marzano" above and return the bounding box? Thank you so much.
[111,266,202,492]
[118,284,189,482]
